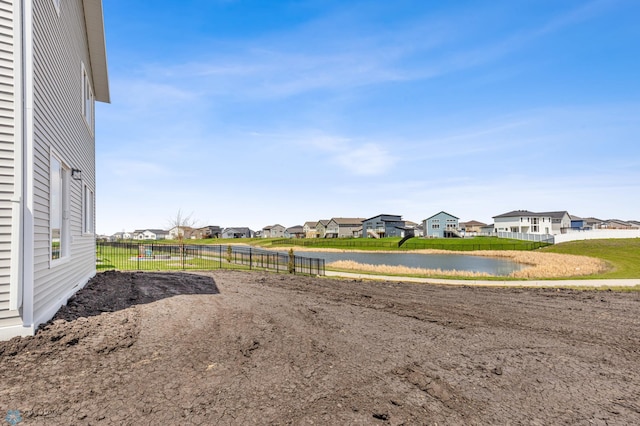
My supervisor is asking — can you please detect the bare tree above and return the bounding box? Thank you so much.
[167,209,198,246]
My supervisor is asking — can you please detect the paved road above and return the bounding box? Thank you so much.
[325,270,640,287]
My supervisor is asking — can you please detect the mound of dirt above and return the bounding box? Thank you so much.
[1,270,639,424]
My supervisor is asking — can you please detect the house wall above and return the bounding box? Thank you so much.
[554,229,640,244]
[494,216,554,235]
[29,0,97,328]
[425,212,458,238]
[362,215,404,238]
[270,225,285,238]
[0,0,22,333]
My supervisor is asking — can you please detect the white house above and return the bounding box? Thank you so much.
[0,0,110,340]
[493,210,571,235]
[133,229,169,240]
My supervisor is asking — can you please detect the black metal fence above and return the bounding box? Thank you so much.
[96,242,325,276]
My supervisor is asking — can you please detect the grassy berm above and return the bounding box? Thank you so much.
[541,238,640,278]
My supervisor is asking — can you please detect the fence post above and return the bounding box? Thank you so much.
[249,247,252,270]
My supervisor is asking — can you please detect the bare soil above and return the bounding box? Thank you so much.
[1,270,639,425]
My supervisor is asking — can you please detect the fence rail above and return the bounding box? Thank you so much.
[96,242,325,276]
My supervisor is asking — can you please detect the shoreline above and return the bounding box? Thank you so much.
[262,245,608,279]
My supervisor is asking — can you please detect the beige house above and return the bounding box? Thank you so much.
[0,0,110,339]
[303,221,318,238]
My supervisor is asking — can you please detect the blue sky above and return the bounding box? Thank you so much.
[96,0,640,234]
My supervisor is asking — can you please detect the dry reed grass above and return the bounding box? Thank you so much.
[327,260,493,278]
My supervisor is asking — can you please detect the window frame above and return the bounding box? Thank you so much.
[50,152,70,264]
[82,182,95,235]
[81,63,95,134]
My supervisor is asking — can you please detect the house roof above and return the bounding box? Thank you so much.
[303,221,318,228]
[330,217,366,226]
[286,226,304,233]
[460,220,487,227]
[424,211,459,221]
[137,229,167,234]
[362,214,403,222]
[317,220,330,226]
[224,227,252,233]
[83,0,110,103]
[604,219,635,226]
[493,210,569,219]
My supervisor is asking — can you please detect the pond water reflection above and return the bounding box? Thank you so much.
[299,251,524,276]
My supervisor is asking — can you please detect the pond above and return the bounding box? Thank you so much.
[296,251,524,276]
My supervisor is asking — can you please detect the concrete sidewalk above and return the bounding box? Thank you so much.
[325,270,640,288]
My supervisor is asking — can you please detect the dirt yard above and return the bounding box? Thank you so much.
[1,270,639,425]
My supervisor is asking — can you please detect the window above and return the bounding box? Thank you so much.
[83,184,94,234]
[82,64,94,132]
[50,155,69,261]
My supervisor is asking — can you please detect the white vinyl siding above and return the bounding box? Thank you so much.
[0,0,17,326]
[31,0,96,323]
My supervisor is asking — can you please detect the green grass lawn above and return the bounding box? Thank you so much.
[264,236,547,251]
[541,238,640,279]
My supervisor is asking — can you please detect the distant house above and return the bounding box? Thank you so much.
[315,220,330,238]
[303,221,318,238]
[112,231,133,240]
[0,0,110,340]
[570,216,590,230]
[480,224,496,235]
[459,220,487,235]
[168,226,194,240]
[493,210,571,235]
[222,227,254,238]
[325,218,365,238]
[424,211,460,238]
[362,214,406,238]
[413,223,425,238]
[262,224,286,238]
[134,229,170,240]
[191,226,222,239]
[285,225,305,238]
[583,217,605,229]
[602,219,639,230]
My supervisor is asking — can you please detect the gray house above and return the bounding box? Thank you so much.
[424,211,460,238]
[222,227,254,238]
[0,0,110,339]
[315,219,330,238]
[361,214,406,238]
[325,218,365,238]
[262,224,285,238]
[285,225,305,238]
